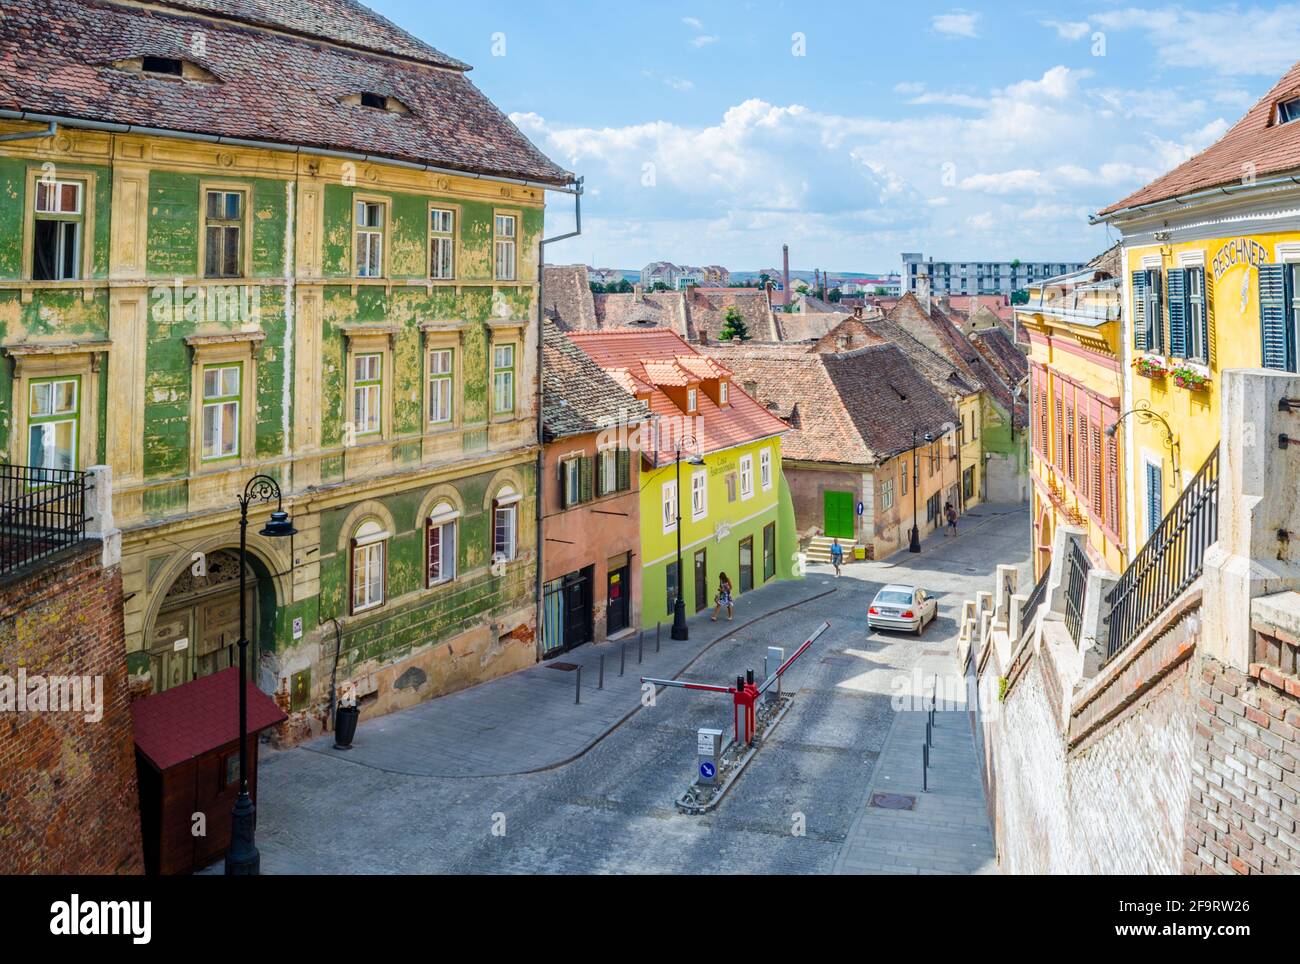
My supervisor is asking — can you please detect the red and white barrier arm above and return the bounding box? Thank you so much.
[757,620,831,695]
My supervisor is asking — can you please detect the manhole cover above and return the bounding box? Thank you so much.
[870,792,916,810]
[546,661,580,671]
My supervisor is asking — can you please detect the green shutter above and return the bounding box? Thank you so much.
[580,456,594,503]
[616,448,630,491]
[1166,267,1186,358]
[1259,263,1291,371]
[1131,270,1148,350]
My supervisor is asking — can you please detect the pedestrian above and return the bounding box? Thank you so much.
[710,572,734,622]
[945,501,958,537]
[830,537,844,577]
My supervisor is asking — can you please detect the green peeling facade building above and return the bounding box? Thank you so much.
[0,0,576,736]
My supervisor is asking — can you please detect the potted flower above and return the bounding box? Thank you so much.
[1171,366,1210,391]
[1132,356,1169,379]
[333,683,360,750]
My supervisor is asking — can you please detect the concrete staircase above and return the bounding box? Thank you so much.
[805,536,859,564]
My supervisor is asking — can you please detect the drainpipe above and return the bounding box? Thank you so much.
[535,177,584,659]
[0,121,56,143]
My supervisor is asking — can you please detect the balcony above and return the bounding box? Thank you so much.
[0,464,89,577]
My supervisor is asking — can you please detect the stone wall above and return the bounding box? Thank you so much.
[0,543,143,874]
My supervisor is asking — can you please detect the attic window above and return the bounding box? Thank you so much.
[1280,98,1300,125]
[142,56,183,76]
[360,92,387,109]
[346,92,411,114]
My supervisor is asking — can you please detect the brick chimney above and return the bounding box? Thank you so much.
[916,271,931,314]
[782,244,790,308]
[633,283,642,300]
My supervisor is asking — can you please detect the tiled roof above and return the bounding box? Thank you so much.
[970,325,1027,388]
[775,311,849,342]
[687,288,775,341]
[543,265,599,330]
[1098,59,1300,216]
[567,329,789,467]
[542,321,648,440]
[131,667,287,772]
[814,315,978,401]
[703,342,957,465]
[0,0,572,186]
[594,291,691,337]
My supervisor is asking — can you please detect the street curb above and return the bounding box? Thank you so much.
[297,583,840,780]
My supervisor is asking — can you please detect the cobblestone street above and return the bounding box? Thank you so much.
[250,504,1028,874]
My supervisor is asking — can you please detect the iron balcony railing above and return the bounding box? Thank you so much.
[1103,447,1219,664]
[1019,566,1050,643]
[0,464,89,577]
[1064,538,1091,645]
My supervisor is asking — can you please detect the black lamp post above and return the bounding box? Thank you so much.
[225,473,296,877]
[909,428,934,553]
[670,439,704,641]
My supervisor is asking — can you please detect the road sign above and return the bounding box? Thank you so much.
[699,761,716,780]
[856,501,865,516]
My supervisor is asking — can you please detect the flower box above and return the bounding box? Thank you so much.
[1132,357,1169,379]
[1171,367,1210,391]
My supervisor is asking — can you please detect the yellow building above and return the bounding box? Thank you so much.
[1016,248,1128,576]
[1093,61,1300,553]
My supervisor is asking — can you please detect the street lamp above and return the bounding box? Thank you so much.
[225,473,295,877]
[909,429,934,553]
[1106,400,1180,480]
[671,440,704,640]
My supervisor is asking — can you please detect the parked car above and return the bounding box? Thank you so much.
[867,584,938,635]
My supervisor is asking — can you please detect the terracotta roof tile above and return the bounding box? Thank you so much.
[542,321,649,440]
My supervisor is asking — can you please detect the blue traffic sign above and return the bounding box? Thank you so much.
[699,761,716,779]
[856,501,865,516]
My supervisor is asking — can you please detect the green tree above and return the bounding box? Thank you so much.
[720,305,750,341]
[1010,288,1030,305]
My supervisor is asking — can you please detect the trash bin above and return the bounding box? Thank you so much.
[853,546,867,560]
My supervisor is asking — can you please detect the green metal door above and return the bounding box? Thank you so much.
[823,490,855,539]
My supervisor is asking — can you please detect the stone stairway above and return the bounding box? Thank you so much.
[806,535,859,564]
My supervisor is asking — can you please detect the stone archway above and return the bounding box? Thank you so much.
[145,548,275,695]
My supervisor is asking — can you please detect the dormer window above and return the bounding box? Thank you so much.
[719,381,729,405]
[345,92,412,114]
[112,56,217,82]
[1280,97,1300,125]
[687,387,698,412]
[143,56,183,76]
[360,92,386,109]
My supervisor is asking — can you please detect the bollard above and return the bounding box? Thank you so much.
[922,743,929,792]
[620,641,626,677]
[575,665,582,705]
[638,629,644,665]
[598,653,605,690]
[656,622,662,647]
[926,719,932,749]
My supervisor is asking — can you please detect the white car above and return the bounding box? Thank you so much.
[868,584,938,635]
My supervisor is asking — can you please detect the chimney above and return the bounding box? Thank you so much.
[916,271,931,314]
[937,293,951,315]
[782,244,791,308]
[853,305,863,320]
[633,283,642,300]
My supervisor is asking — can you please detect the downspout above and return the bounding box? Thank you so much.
[535,177,583,659]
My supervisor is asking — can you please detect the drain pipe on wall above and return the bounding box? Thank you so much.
[535,176,583,660]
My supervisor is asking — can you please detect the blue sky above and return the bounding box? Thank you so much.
[370,1,1297,273]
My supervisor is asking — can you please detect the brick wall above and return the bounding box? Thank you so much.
[1185,650,1300,874]
[0,544,143,874]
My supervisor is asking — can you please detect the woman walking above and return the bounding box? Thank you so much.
[710,572,734,622]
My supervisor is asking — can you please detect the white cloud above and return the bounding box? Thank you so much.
[960,169,1052,195]
[932,10,980,38]
[682,16,703,29]
[1042,19,1091,40]
[690,34,719,48]
[1090,5,1300,76]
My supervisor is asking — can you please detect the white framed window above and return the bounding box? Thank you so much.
[691,469,708,520]
[200,363,241,461]
[760,447,772,490]
[33,179,83,281]
[719,381,729,405]
[562,458,582,508]
[662,480,677,533]
[27,376,79,473]
[203,189,244,279]
[599,448,617,495]
[430,207,455,279]
[687,387,698,412]
[494,213,517,281]
[492,343,515,415]
[881,478,895,511]
[493,499,518,562]
[351,520,388,613]
[426,502,459,586]
[355,200,385,277]
[739,454,754,500]
[353,352,382,436]
[428,348,454,425]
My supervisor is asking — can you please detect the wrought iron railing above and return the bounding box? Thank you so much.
[1063,538,1091,644]
[0,464,88,577]
[1019,567,1049,642]
[1103,447,1219,664]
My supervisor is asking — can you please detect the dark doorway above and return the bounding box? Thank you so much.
[693,548,708,612]
[738,537,754,593]
[562,567,594,651]
[606,563,630,635]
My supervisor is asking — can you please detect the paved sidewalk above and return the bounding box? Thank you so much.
[299,576,837,778]
[832,524,1003,875]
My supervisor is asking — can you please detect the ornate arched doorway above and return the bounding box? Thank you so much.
[145,549,259,694]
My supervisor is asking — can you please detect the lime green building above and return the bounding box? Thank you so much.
[567,330,798,624]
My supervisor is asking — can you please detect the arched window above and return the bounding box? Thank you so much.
[351,519,388,614]
[492,486,521,563]
[426,501,459,586]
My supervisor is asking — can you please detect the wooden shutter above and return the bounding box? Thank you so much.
[1203,267,1215,367]
[1148,269,1164,352]
[1259,263,1292,371]
[1166,267,1186,358]
[579,456,594,503]
[594,453,606,498]
[1131,270,1148,350]
[1053,388,1064,471]
[616,448,630,491]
